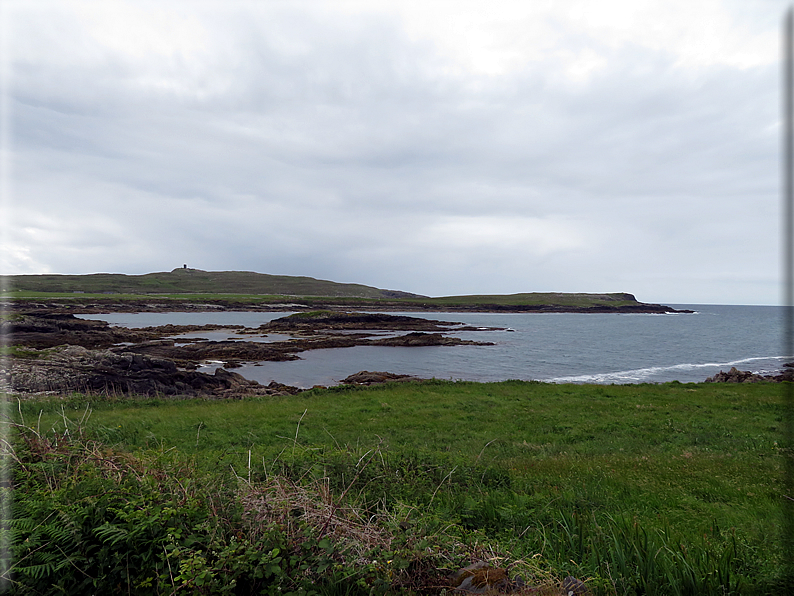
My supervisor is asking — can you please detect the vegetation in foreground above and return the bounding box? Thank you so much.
[2,380,790,594]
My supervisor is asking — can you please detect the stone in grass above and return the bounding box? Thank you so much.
[449,562,590,595]
[562,576,590,595]
[340,371,424,385]
[450,562,509,594]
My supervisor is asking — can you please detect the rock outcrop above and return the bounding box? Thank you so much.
[370,332,492,347]
[259,311,498,334]
[2,313,245,349]
[4,310,496,396]
[5,345,301,398]
[4,309,499,397]
[704,364,794,383]
[340,371,426,385]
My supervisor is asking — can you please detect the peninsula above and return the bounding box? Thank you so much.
[1,268,689,313]
[1,269,690,397]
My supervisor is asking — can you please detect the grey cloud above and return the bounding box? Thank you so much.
[3,2,783,303]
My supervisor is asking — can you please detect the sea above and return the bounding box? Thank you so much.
[77,305,788,388]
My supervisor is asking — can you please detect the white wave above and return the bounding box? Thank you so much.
[548,355,792,384]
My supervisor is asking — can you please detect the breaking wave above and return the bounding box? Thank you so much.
[547,355,790,384]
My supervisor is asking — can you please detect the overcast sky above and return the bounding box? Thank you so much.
[0,0,788,304]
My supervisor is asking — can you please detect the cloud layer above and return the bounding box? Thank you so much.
[2,0,786,304]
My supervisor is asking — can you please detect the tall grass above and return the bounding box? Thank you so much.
[5,379,789,593]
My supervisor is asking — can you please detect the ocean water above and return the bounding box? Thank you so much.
[78,305,787,387]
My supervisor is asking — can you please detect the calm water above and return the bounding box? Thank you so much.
[78,305,787,388]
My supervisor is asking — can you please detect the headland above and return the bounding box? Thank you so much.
[1,268,691,314]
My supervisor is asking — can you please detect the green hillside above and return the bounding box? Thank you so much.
[425,292,640,307]
[1,269,679,311]
[3,268,421,299]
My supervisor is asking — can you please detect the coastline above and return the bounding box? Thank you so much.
[2,309,500,398]
[3,303,779,396]
[2,296,693,315]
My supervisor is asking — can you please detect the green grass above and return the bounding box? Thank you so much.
[0,346,54,359]
[0,290,296,301]
[423,292,641,308]
[0,271,666,309]
[6,380,790,594]
[0,269,408,299]
[0,290,663,312]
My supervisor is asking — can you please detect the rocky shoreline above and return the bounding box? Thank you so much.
[2,309,497,398]
[2,295,693,315]
[4,302,779,398]
[704,365,794,383]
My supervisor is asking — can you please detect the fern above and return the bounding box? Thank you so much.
[9,517,38,533]
[94,522,129,547]
[44,523,74,546]
[16,560,56,580]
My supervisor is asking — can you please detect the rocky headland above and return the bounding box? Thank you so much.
[1,287,692,316]
[2,309,496,398]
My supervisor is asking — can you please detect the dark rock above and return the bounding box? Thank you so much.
[447,563,550,594]
[127,340,301,363]
[562,576,590,595]
[261,311,466,333]
[371,332,494,347]
[213,367,258,387]
[450,562,508,594]
[4,307,496,397]
[704,366,794,383]
[704,367,766,383]
[7,310,496,369]
[4,313,142,349]
[340,371,425,385]
[6,345,299,398]
[4,313,244,350]
[266,380,303,395]
[260,311,505,336]
[448,564,589,595]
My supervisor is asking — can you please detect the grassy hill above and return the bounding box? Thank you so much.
[2,268,421,299]
[1,269,675,311]
[425,291,640,308]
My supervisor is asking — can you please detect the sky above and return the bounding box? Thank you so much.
[0,0,789,305]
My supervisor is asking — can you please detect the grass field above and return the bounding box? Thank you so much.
[0,269,400,299]
[4,380,789,594]
[0,290,663,314]
[419,293,640,308]
[0,269,664,310]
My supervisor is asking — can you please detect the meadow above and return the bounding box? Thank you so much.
[3,380,789,594]
[1,269,649,312]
